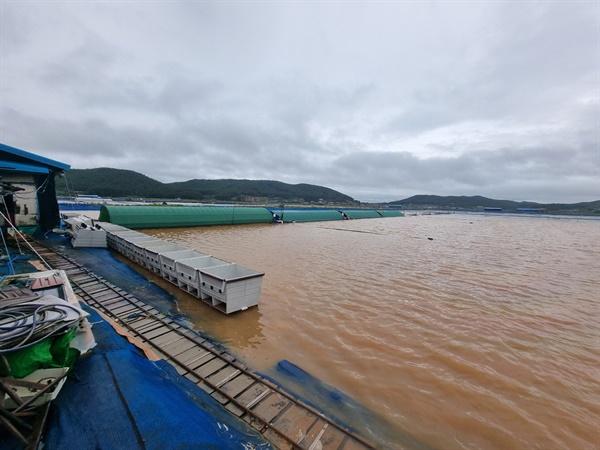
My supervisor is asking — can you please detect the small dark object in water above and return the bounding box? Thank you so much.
[428,237,433,240]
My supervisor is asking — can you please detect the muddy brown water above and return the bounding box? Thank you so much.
[130,213,599,449]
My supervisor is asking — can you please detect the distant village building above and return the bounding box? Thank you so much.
[0,142,70,232]
[517,207,544,213]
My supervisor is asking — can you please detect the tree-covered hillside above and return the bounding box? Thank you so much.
[56,168,356,203]
[390,195,600,212]
[56,168,166,198]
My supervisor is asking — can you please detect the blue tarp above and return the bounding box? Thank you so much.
[40,307,272,449]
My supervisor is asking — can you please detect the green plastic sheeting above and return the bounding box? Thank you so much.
[98,206,273,229]
[275,209,344,223]
[342,210,382,219]
[378,210,405,217]
[0,328,79,378]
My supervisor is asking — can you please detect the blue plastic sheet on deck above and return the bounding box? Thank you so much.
[0,306,272,449]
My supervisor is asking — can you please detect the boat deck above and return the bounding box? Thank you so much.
[25,237,376,450]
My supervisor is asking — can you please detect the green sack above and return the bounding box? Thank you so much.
[0,328,81,378]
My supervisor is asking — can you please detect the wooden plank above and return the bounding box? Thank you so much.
[236,383,271,408]
[298,419,329,449]
[225,402,245,417]
[261,427,294,450]
[183,372,201,384]
[113,305,140,317]
[175,347,211,366]
[194,357,229,378]
[160,337,197,356]
[251,391,291,424]
[125,317,162,332]
[317,425,347,450]
[271,404,319,445]
[220,373,255,398]
[177,327,207,345]
[210,391,230,405]
[151,348,168,361]
[188,351,216,369]
[101,298,130,309]
[173,364,188,376]
[149,331,182,346]
[142,326,171,340]
[85,286,112,295]
[90,291,120,302]
[195,381,215,395]
[206,365,240,387]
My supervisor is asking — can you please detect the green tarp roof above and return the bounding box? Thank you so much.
[342,210,382,219]
[98,206,273,229]
[273,209,344,223]
[97,205,405,229]
[378,210,405,217]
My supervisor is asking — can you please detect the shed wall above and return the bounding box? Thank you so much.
[98,205,273,229]
[378,210,405,217]
[270,209,343,223]
[342,210,382,219]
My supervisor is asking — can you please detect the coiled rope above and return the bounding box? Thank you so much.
[0,302,83,353]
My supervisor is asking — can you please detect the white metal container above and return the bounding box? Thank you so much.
[108,230,146,253]
[122,237,161,263]
[199,264,265,314]
[159,249,207,283]
[117,234,146,254]
[71,228,107,248]
[175,256,230,297]
[143,243,187,273]
[96,222,128,232]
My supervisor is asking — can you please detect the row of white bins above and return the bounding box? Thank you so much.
[98,222,264,314]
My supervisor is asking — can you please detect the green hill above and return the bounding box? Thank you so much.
[56,168,355,203]
[389,195,600,213]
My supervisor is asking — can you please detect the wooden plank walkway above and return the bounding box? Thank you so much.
[25,238,376,450]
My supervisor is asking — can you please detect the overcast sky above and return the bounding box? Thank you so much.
[1,2,598,203]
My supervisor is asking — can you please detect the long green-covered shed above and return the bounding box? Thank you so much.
[98,205,274,229]
[341,209,382,219]
[270,209,344,223]
[377,210,405,217]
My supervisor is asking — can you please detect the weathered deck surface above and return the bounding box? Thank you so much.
[26,238,376,450]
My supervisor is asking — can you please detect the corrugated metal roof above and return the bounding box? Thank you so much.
[0,161,54,174]
[98,205,273,229]
[0,142,70,172]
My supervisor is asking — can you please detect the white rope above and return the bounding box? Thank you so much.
[0,198,52,270]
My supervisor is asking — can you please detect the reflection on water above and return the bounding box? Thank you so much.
[141,214,600,450]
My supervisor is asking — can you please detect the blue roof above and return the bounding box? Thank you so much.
[0,142,70,173]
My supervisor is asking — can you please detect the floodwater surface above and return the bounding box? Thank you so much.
[142,214,600,450]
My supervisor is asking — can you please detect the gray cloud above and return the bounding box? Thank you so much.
[0,2,597,203]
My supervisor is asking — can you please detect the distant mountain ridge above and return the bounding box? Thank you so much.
[55,168,356,203]
[55,168,598,211]
[390,195,600,212]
